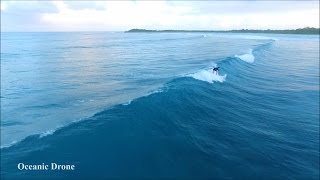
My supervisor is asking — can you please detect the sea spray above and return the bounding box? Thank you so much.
[235,49,255,63]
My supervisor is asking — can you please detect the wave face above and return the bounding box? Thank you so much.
[1,32,319,179]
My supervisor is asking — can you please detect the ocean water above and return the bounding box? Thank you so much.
[1,32,319,179]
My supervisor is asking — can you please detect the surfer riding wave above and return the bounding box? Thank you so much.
[213,67,220,75]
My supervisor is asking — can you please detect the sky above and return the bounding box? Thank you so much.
[1,1,319,32]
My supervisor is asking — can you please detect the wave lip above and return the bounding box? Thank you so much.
[0,140,18,149]
[235,49,255,63]
[187,69,227,83]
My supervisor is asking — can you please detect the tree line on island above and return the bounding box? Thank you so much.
[126,27,319,34]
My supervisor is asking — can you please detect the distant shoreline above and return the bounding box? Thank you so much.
[125,27,319,35]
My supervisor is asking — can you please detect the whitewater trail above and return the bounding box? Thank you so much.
[187,69,227,83]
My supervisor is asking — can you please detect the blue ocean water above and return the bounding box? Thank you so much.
[1,32,319,179]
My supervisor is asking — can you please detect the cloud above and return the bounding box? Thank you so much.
[1,1,58,31]
[210,8,319,30]
[1,1,7,11]
[1,1,319,31]
[41,1,194,31]
[172,1,318,15]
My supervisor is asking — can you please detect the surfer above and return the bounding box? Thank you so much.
[213,67,220,75]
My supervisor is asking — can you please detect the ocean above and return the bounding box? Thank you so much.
[1,32,319,179]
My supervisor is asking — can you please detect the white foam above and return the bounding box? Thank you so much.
[39,129,55,138]
[151,88,164,94]
[123,100,132,106]
[235,49,255,63]
[39,124,67,138]
[187,69,226,84]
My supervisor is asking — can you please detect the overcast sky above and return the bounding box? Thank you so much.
[1,1,319,32]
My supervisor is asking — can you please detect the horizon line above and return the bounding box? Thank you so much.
[1,27,319,33]
[0,27,320,33]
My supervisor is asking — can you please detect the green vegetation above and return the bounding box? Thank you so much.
[126,27,319,34]
[229,27,319,34]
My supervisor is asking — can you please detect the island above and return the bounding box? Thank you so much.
[125,27,319,34]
